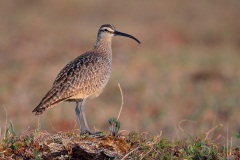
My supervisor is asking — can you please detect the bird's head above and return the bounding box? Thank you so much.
[97,24,141,44]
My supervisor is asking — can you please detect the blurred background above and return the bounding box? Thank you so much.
[0,0,240,143]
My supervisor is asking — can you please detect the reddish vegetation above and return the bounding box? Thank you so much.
[1,130,240,159]
[0,131,130,159]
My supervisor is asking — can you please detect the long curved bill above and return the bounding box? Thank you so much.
[114,30,141,44]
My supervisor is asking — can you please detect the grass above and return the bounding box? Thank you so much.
[1,1,240,137]
[0,121,240,159]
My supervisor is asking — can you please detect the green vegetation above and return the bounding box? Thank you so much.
[109,117,121,138]
[1,121,239,159]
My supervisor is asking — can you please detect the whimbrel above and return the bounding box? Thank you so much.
[32,24,141,134]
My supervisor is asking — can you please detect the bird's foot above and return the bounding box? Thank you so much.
[80,129,103,136]
[80,129,89,135]
[90,131,103,136]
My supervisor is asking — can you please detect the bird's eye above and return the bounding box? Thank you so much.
[104,29,108,32]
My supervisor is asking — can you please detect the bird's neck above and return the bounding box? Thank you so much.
[93,37,112,54]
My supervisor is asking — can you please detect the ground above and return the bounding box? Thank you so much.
[0,122,240,159]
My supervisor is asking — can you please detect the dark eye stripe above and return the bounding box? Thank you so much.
[101,29,113,33]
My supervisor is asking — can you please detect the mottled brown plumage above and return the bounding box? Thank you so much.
[32,24,140,134]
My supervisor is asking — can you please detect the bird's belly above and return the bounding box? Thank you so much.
[69,86,104,100]
[86,75,110,99]
[69,72,111,100]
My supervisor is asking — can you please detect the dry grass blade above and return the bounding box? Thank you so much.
[204,125,219,140]
[227,123,228,158]
[50,120,59,133]
[117,82,124,120]
[1,105,8,141]
[178,119,196,132]
[121,147,139,160]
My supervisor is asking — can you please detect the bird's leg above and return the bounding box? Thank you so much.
[80,99,102,135]
[79,99,93,134]
[75,101,84,134]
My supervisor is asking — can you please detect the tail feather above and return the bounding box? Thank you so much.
[32,88,69,115]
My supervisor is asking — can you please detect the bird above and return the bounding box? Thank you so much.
[32,24,141,134]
